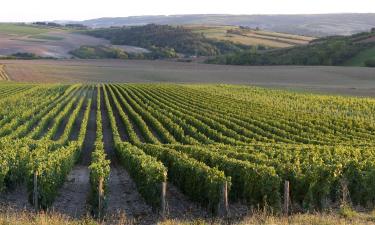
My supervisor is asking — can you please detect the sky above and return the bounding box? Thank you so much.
[1,0,375,22]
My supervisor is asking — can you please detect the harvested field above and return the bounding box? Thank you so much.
[1,59,375,97]
[0,26,148,59]
[186,25,314,48]
[0,31,110,58]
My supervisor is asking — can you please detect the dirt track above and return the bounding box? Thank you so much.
[2,59,375,97]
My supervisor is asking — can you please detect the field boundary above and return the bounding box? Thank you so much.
[0,65,10,81]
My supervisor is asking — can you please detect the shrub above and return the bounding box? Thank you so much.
[364,59,375,67]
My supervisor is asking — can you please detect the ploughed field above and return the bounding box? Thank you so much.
[1,83,375,222]
[2,59,375,97]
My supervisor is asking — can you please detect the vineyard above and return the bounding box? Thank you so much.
[1,83,375,223]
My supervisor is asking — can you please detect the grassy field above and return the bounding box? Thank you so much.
[0,23,51,36]
[28,34,65,41]
[186,25,315,48]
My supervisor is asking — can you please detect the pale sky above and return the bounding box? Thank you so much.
[1,0,375,22]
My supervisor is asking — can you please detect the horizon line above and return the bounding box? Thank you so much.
[1,12,375,23]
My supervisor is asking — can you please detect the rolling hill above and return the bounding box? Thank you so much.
[0,23,149,59]
[83,24,252,57]
[77,14,375,37]
[208,29,375,67]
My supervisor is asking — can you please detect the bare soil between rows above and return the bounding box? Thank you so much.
[0,185,31,212]
[50,88,97,217]
[50,166,90,218]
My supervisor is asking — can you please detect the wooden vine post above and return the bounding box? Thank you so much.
[283,180,290,216]
[161,182,167,218]
[33,171,38,211]
[98,177,104,219]
[218,181,229,217]
[161,172,167,218]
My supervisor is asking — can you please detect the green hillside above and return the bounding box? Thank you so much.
[344,46,375,66]
[84,24,251,58]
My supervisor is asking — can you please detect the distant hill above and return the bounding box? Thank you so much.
[207,30,375,67]
[77,14,375,37]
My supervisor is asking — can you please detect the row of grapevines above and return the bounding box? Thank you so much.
[56,92,88,144]
[124,86,201,144]
[152,86,316,144]
[139,144,230,213]
[0,138,30,192]
[0,86,75,193]
[102,85,167,209]
[147,86,281,143]
[154,85,339,143]
[42,95,83,141]
[114,85,195,145]
[138,86,243,145]
[11,86,81,139]
[0,85,70,136]
[27,140,80,209]
[89,85,110,215]
[147,85,328,144]
[22,85,91,209]
[165,144,281,208]
[104,85,141,144]
[106,85,159,144]
[29,89,83,140]
[0,85,35,99]
[123,86,214,144]
[192,143,375,209]
[105,84,231,212]
[178,85,374,144]
[111,84,176,144]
